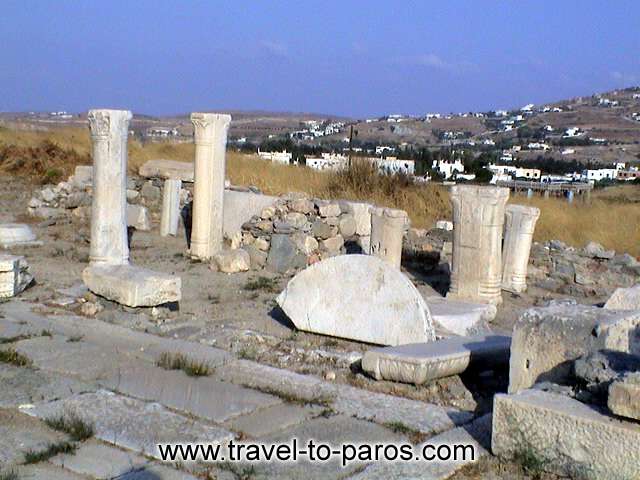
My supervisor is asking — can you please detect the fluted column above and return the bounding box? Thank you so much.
[189,113,231,260]
[369,207,408,269]
[160,179,182,237]
[87,109,132,265]
[502,204,540,293]
[448,185,509,304]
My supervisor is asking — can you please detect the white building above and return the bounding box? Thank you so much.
[305,156,345,171]
[527,142,551,151]
[258,150,293,165]
[432,159,465,180]
[561,148,575,155]
[489,164,541,182]
[581,168,620,183]
[563,127,582,138]
[375,158,415,175]
[375,145,395,155]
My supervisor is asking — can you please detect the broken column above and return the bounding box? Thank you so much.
[87,109,131,265]
[83,109,181,307]
[190,113,231,260]
[369,207,408,269]
[160,179,182,237]
[447,185,509,305]
[501,204,540,293]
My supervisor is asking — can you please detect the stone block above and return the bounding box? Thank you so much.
[427,296,497,336]
[0,255,33,298]
[492,389,640,480]
[435,220,453,231]
[213,249,250,273]
[362,334,510,385]
[0,223,40,248]
[608,372,640,420]
[369,207,408,269]
[509,303,640,393]
[266,234,306,274]
[604,284,640,310]
[338,214,357,237]
[223,190,278,240]
[71,165,93,187]
[291,233,318,255]
[83,264,181,307]
[276,255,436,345]
[318,202,341,217]
[338,200,373,236]
[139,159,195,182]
[126,204,151,231]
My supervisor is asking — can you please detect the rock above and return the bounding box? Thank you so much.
[276,255,436,345]
[289,198,314,214]
[312,220,333,239]
[427,296,496,336]
[574,350,640,399]
[140,182,161,202]
[583,241,615,259]
[321,234,344,254]
[255,220,274,233]
[435,220,453,231]
[0,255,33,298]
[213,249,251,273]
[338,214,357,237]
[0,223,39,248]
[41,187,56,202]
[254,237,270,251]
[63,191,90,209]
[609,372,640,420]
[291,233,318,255]
[508,304,640,393]
[138,159,194,182]
[79,301,103,317]
[126,189,139,201]
[338,201,373,236]
[285,212,308,229]
[29,206,66,220]
[126,204,151,231]
[82,264,181,307]
[266,234,306,274]
[318,202,341,218]
[28,197,42,208]
[260,206,276,220]
[223,190,279,240]
[273,220,294,234]
[244,245,268,269]
[604,284,640,310]
[72,165,93,187]
[362,334,510,385]
[493,389,640,480]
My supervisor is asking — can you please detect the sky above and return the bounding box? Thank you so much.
[1,0,639,118]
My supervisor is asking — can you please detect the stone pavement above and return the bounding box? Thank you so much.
[0,299,488,479]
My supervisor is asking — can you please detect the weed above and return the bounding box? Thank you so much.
[0,348,32,367]
[23,441,76,464]
[44,413,94,441]
[67,335,83,343]
[0,471,18,480]
[156,352,213,377]
[251,384,333,407]
[514,448,548,479]
[0,334,31,344]
[243,276,277,292]
[40,330,52,337]
[218,462,256,480]
[236,345,259,361]
[383,421,426,444]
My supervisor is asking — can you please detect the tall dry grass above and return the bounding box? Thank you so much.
[0,125,638,256]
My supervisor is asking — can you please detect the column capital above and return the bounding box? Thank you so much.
[190,113,232,144]
[87,109,132,139]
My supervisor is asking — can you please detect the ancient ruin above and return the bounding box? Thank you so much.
[160,178,181,237]
[368,207,408,269]
[447,184,510,304]
[501,203,540,293]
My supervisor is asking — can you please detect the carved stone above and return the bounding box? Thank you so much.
[190,113,231,260]
[87,109,132,265]
[369,207,408,269]
[502,204,540,293]
[160,179,181,237]
[448,185,509,304]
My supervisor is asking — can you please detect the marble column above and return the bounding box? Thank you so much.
[189,113,231,260]
[369,207,408,269]
[448,185,509,305]
[87,109,132,265]
[160,179,182,237]
[502,204,540,293]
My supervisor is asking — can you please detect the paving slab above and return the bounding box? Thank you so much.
[493,389,640,480]
[361,335,510,385]
[118,464,205,480]
[15,463,90,479]
[276,255,436,346]
[0,408,66,466]
[250,415,409,480]
[218,360,473,436]
[0,364,94,408]
[349,414,491,479]
[22,390,234,460]
[51,439,150,479]
[224,402,324,438]
[83,264,181,308]
[427,296,496,336]
[100,363,282,423]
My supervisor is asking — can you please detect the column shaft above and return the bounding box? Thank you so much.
[369,207,407,269]
[160,179,182,237]
[502,204,540,293]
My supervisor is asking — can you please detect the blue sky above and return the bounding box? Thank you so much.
[1,0,638,117]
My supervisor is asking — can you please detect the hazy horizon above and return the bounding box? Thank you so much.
[2,0,639,117]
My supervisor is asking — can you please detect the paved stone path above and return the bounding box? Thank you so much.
[0,299,490,479]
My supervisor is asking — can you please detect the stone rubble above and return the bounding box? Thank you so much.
[0,254,33,298]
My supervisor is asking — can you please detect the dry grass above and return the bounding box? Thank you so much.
[1,125,639,256]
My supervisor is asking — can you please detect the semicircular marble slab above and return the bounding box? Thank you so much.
[276,254,435,346]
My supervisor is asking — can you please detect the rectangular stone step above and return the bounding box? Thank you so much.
[22,390,234,460]
[361,334,511,385]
